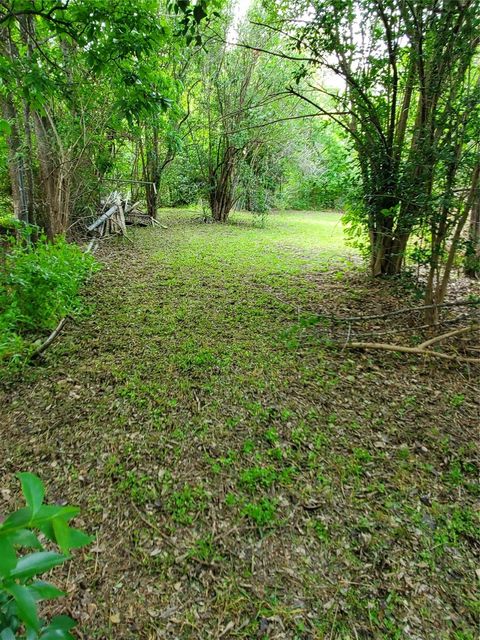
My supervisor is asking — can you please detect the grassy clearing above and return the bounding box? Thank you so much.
[0,210,478,639]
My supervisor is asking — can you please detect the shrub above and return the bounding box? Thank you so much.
[0,227,98,364]
[0,473,92,639]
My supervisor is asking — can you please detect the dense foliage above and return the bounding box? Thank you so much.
[0,226,97,364]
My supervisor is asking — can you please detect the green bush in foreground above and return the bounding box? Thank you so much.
[0,473,92,639]
[0,228,98,364]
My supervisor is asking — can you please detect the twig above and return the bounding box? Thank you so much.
[347,342,480,363]
[86,238,97,253]
[341,322,352,351]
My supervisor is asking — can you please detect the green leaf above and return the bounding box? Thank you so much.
[52,518,70,555]
[1,508,33,533]
[0,118,11,136]
[36,505,80,524]
[7,584,40,631]
[51,517,92,554]
[10,551,66,579]
[41,615,76,638]
[0,536,17,577]
[0,629,16,640]
[49,616,76,630]
[30,581,65,601]
[193,4,207,23]
[65,528,93,549]
[40,631,75,640]
[1,505,79,536]
[10,528,43,549]
[18,473,45,516]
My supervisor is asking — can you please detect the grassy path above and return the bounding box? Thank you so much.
[1,211,478,639]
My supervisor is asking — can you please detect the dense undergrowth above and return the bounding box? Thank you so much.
[0,225,97,367]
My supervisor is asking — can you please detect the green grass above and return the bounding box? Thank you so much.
[0,209,478,640]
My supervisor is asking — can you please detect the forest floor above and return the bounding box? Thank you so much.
[0,210,479,640]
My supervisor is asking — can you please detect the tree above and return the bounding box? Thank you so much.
[262,0,480,291]
[0,0,216,236]
[185,14,313,222]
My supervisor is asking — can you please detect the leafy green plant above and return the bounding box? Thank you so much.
[0,473,92,639]
[242,498,277,528]
[0,229,97,365]
[450,394,465,408]
[166,485,206,525]
[239,466,278,492]
[311,520,329,543]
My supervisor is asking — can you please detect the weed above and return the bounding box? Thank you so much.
[118,471,157,505]
[242,498,277,528]
[240,466,278,491]
[243,439,256,454]
[0,230,97,366]
[433,507,480,549]
[450,393,465,407]
[312,520,329,542]
[264,427,279,444]
[167,485,206,525]
[353,447,373,463]
[208,451,236,473]
[188,536,220,563]
[225,492,238,507]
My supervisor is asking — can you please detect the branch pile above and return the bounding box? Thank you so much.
[87,191,161,238]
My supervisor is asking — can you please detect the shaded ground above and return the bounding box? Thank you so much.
[1,210,479,640]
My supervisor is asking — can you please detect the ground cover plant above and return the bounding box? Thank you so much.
[1,210,478,639]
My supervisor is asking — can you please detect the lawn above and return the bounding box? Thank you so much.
[0,210,478,639]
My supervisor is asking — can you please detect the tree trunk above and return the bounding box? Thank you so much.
[464,187,480,278]
[34,111,71,239]
[209,147,236,222]
[2,96,31,222]
[210,187,233,222]
[145,127,159,219]
[371,230,410,276]
[424,164,480,323]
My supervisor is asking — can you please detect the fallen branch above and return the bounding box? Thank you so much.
[329,299,479,323]
[31,317,69,359]
[352,315,469,339]
[347,341,480,364]
[418,324,479,349]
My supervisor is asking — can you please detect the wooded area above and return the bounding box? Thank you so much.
[0,0,479,639]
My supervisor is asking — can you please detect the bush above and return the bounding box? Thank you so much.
[0,228,98,364]
[0,473,92,639]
